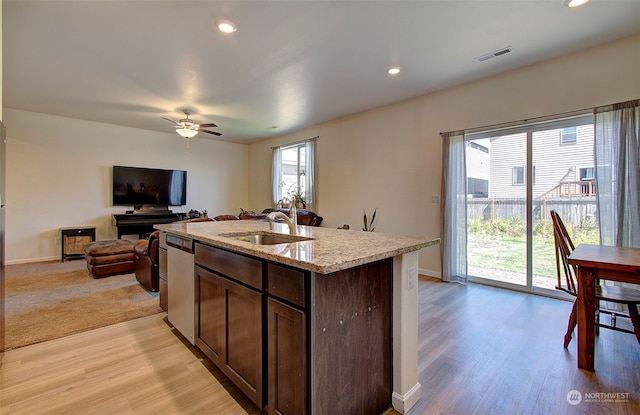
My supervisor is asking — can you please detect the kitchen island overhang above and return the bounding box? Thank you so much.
[156,220,439,414]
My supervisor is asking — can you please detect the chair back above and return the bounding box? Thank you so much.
[550,210,578,296]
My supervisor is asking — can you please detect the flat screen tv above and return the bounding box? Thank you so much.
[112,165,187,208]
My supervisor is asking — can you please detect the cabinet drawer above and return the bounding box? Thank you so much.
[195,243,262,290]
[267,263,305,308]
[63,228,94,237]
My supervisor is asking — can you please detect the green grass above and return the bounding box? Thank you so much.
[467,216,600,281]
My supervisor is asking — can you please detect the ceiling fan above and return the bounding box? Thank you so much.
[162,109,221,138]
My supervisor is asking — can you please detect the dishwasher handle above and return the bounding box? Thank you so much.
[166,234,194,253]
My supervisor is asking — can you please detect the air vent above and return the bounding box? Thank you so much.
[474,46,513,63]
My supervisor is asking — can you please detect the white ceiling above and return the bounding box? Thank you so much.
[4,0,640,144]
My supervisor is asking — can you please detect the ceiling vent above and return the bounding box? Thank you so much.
[474,46,513,63]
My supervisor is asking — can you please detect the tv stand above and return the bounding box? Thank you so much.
[113,212,186,239]
[134,205,172,214]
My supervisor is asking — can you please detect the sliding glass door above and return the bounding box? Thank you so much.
[465,115,598,295]
[466,132,528,287]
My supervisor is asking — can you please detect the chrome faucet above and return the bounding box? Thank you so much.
[267,199,298,234]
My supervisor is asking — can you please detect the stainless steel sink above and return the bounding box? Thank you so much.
[221,232,314,245]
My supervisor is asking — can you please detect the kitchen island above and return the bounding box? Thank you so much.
[156,220,438,415]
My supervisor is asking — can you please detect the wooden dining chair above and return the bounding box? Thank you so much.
[550,210,640,347]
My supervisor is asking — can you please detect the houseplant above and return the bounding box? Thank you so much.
[289,191,306,209]
[363,208,377,232]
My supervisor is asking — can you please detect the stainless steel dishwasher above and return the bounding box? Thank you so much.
[166,234,195,344]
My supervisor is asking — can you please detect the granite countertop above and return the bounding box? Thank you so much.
[155,220,439,274]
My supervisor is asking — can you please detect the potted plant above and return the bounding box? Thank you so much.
[363,208,377,232]
[289,191,306,209]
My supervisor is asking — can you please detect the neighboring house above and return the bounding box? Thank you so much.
[466,140,490,198]
[468,124,595,199]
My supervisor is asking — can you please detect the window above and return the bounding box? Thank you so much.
[281,143,306,200]
[578,167,595,195]
[467,177,488,198]
[512,165,535,185]
[512,166,525,185]
[579,167,594,181]
[561,126,577,145]
[272,138,317,211]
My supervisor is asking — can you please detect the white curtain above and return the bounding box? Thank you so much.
[271,147,283,205]
[441,131,468,284]
[594,99,640,248]
[304,139,317,212]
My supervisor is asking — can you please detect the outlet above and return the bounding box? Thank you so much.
[431,194,441,203]
[54,236,61,244]
[407,266,417,290]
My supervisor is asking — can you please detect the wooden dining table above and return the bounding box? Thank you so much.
[567,244,640,371]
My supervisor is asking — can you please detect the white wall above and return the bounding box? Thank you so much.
[248,34,640,277]
[4,109,249,263]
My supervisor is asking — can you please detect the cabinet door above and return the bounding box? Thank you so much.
[196,266,224,364]
[224,278,263,408]
[267,298,306,415]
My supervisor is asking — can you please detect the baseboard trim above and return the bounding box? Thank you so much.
[419,268,441,279]
[392,382,422,414]
[6,256,60,265]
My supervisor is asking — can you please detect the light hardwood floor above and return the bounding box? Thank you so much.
[0,314,260,415]
[1,276,638,414]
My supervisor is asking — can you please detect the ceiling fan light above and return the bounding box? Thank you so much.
[176,128,198,138]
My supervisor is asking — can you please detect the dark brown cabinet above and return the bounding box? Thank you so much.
[192,241,392,415]
[195,266,224,361]
[195,244,263,408]
[266,260,393,415]
[225,277,262,402]
[267,297,306,415]
[266,263,307,415]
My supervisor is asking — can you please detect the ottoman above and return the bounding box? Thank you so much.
[84,240,135,278]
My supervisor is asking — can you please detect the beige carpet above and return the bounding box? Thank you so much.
[4,260,163,350]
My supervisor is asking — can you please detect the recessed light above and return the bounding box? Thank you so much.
[565,0,590,7]
[217,19,237,34]
[387,67,401,75]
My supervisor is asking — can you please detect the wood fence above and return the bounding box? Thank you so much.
[467,198,598,225]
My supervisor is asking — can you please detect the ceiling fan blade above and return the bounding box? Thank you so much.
[199,123,218,128]
[199,129,222,136]
[161,117,179,125]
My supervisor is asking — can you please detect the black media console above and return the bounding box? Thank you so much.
[113,212,186,239]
